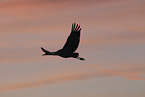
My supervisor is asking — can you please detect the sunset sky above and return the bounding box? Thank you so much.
[0,0,145,97]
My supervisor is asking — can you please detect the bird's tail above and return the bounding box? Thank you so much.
[41,47,51,56]
[76,57,85,61]
[41,47,49,53]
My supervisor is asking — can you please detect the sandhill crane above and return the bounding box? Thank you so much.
[41,23,85,60]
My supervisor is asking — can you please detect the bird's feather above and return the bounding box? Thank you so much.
[62,23,81,52]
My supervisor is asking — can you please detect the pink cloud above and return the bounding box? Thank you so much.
[1,64,145,91]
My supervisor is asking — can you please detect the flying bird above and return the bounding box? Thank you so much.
[41,23,85,60]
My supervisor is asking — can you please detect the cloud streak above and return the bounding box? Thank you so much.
[1,64,145,91]
[0,72,105,91]
[0,0,145,95]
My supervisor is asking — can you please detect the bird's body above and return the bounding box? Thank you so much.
[41,23,85,60]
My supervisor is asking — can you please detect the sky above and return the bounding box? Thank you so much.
[0,0,145,97]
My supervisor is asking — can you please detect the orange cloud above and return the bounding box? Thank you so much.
[0,72,105,91]
[1,64,145,91]
[83,35,145,45]
[84,65,145,80]
[0,0,145,92]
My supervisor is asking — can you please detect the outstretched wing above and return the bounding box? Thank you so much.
[62,23,82,52]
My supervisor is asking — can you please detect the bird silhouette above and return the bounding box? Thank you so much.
[41,23,85,60]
